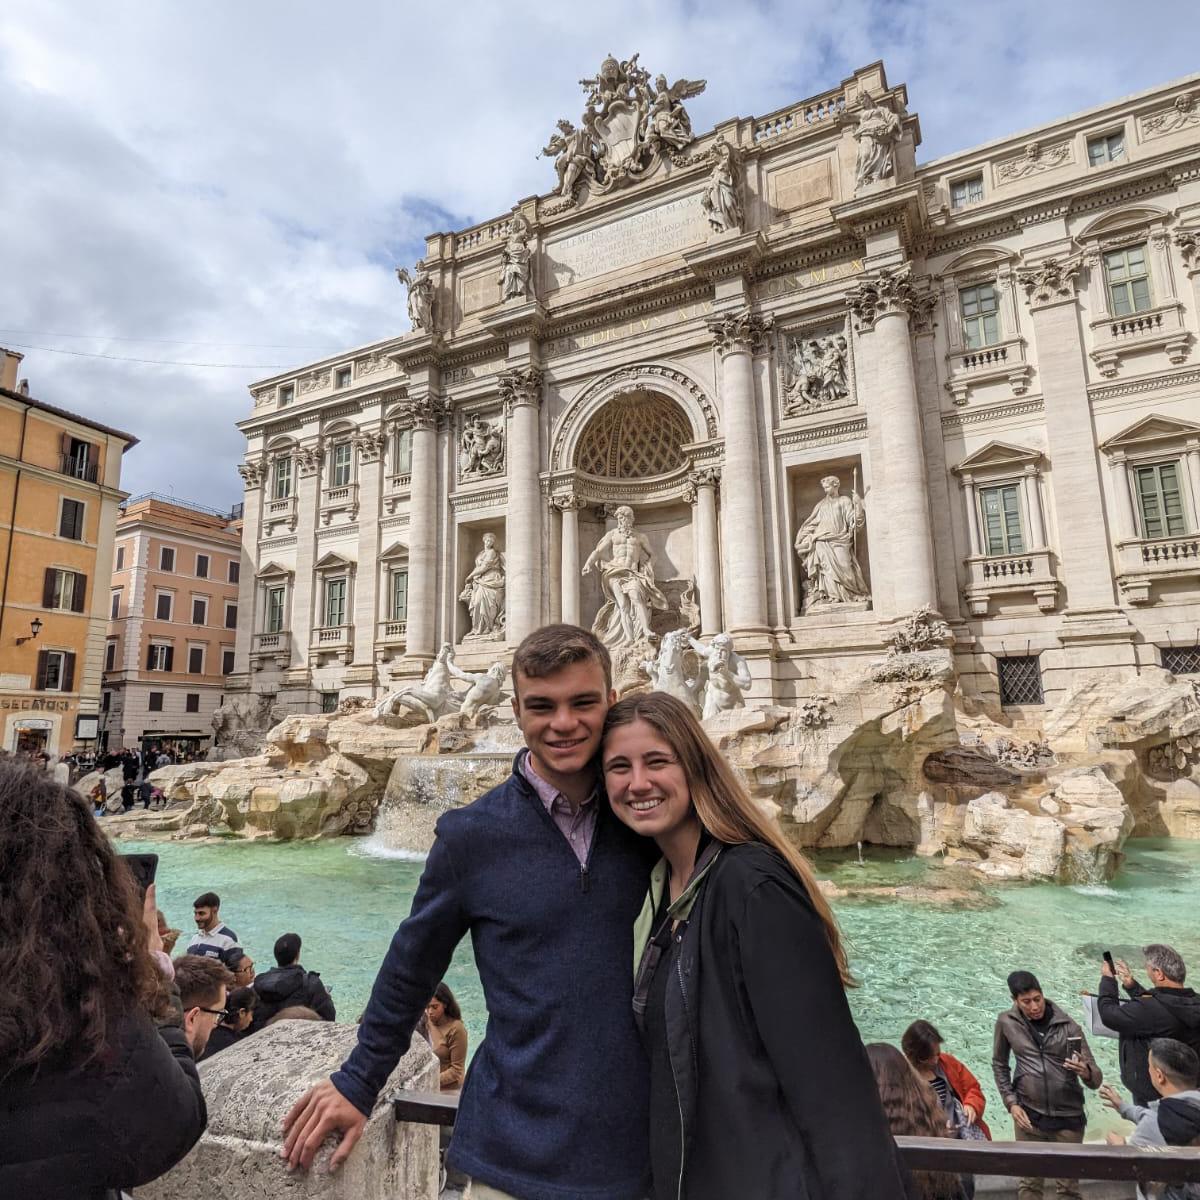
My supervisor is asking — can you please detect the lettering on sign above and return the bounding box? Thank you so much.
[751,258,865,302]
[543,299,714,358]
[542,193,708,292]
[769,158,835,215]
[0,697,71,711]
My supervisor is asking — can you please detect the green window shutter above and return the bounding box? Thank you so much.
[1002,487,1024,553]
[1132,277,1151,312]
[981,489,1005,555]
[1136,466,1165,538]
[43,568,56,608]
[1159,463,1185,536]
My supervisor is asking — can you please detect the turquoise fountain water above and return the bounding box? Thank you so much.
[129,835,1200,1140]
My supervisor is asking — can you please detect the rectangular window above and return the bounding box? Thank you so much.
[195,554,209,579]
[185,693,200,714]
[320,692,339,713]
[998,656,1044,706]
[63,437,96,482]
[192,597,208,625]
[147,644,173,672]
[104,641,117,671]
[279,384,294,406]
[1162,645,1200,675]
[228,560,240,584]
[1088,131,1125,167]
[273,457,293,500]
[116,545,125,571]
[188,646,204,674]
[222,648,236,675]
[324,577,347,627]
[59,498,85,541]
[390,569,409,621]
[265,586,286,634]
[950,174,984,209]
[960,283,1001,349]
[225,602,238,629]
[1135,461,1187,539]
[155,592,173,622]
[110,590,121,619]
[330,442,353,488]
[335,367,352,389]
[45,568,87,612]
[979,484,1025,556]
[148,691,164,712]
[1104,244,1152,316]
[159,546,176,572]
[101,690,111,711]
[37,649,74,692]
[393,429,413,475]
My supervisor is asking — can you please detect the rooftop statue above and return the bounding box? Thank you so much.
[853,92,902,190]
[396,262,436,332]
[700,137,743,234]
[499,213,532,301]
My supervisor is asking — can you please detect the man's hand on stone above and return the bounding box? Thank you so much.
[281,1079,367,1172]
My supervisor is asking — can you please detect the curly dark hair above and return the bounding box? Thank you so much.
[0,762,163,1077]
[866,1042,960,1200]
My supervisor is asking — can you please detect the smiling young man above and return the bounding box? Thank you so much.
[282,625,654,1200]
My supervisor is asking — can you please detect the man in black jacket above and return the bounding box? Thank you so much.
[1099,943,1200,1106]
[251,932,335,1030]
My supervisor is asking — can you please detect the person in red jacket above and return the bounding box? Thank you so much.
[903,1019,992,1140]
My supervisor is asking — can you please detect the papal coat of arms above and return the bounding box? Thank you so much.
[540,53,706,204]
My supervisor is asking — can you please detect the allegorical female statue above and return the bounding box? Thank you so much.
[459,532,506,638]
[794,475,870,610]
[499,214,532,301]
[700,137,742,234]
[853,92,901,189]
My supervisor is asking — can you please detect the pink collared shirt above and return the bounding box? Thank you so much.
[521,753,598,866]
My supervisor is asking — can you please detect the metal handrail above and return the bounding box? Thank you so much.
[391,1092,1200,1184]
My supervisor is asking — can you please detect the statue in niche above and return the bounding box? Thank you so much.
[459,414,505,480]
[396,262,436,332]
[691,632,752,720]
[459,532,506,639]
[700,137,743,234]
[794,475,871,610]
[499,214,532,301]
[853,92,902,190]
[582,505,669,648]
[541,118,593,198]
[457,662,508,723]
[642,628,701,713]
[784,334,850,412]
[373,643,460,724]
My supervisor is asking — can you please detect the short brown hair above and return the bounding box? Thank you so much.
[901,1019,944,1066]
[174,954,234,1010]
[511,624,611,697]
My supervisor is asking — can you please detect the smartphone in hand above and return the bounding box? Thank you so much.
[1103,950,1115,972]
[120,852,158,896]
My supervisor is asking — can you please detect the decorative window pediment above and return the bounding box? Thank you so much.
[255,560,294,581]
[1077,205,1169,250]
[1100,413,1200,455]
[952,441,1043,476]
[941,246,1017,282]
[314,550,355,573]
[379,541,410,563]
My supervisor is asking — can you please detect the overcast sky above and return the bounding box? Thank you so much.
[2,1,1195,509]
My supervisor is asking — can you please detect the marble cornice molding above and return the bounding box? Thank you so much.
[940,397,1045,430]
[683,230,768,281]
[353,428,387,462]
[773,415,868,451]
[1016,255,1084,310]
[480,300,550,343]
[1088,364,1200,403]
[499,366,545,415]
[388,332,447,374]
[449,484,508,512]
[296,442,324,475]
[707,309,774,355]
[844,265,934,330]
[1174,228,1199,271]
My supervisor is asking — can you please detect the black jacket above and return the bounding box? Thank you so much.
[641,841,906,1200]
[1097,975,1200,1104]
[251,962,336,1029]
[0,1011,206,1200]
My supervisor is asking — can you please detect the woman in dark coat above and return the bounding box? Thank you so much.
[0,762,207,1199]
[602,692,905,1200]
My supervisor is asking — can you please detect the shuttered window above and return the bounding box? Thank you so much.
[147,644,173,672]
[324,577,347,628]
[185,693,200,713]
[188,646,204,674]
[391,569,409,621]
[979,484,1025,556]
[265,587,286,634]
[59,499,85,540]
[192,598,207,625]
[44,568,87,612]
[155,592,172,621]
[35,649,75,692]
[1135,461,1187,539]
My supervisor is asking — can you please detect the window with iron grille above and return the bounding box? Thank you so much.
[1162,645,1200,676]
[960,283,1001,349]
[998,656,1044,706]
[320,692,339,713]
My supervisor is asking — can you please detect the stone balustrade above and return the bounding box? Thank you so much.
[753,90,845,142]
[1116,533,1200,603]
[944,337,1032,405]
[963,548,1059,616]
[1089,301,1190,376]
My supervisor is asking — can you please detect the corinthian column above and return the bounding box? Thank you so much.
[553,494,586,626]
[501,366,545,644]
[708,311,771,634]
[403,394,444,661]
[845,266,938,616]
[685,468,722,636]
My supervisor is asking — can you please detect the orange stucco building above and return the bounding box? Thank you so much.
[0,348,137,757]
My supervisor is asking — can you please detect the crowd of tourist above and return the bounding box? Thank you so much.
[3,621,1199,1200]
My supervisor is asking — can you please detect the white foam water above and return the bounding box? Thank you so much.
[349,836,428,863]
[1069,883,1119,898]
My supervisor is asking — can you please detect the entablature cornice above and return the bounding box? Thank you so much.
[772,414,868,452]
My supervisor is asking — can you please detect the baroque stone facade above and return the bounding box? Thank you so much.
[229,61,1200,714]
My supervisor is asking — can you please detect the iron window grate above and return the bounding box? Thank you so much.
[998,655,1044,706]
[1162,645,1200,676]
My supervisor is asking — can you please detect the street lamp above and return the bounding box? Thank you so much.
[16,617,43,646]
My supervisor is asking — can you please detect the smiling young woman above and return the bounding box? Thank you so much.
[602,692,906,1200]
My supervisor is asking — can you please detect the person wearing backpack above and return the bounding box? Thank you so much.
[251,933,335,1030]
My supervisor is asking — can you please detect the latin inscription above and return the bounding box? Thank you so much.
[543,299,714,358]
[542,192,707,292]
[751,258,865,302]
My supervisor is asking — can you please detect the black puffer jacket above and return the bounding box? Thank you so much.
[0,1012,206,1200]
[251,962,336,1029]
[1097,976,1200,1105]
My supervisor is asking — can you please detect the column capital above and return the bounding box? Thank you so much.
[237,459,266,489]
[1016,255,1084,310]
[845,265,931,330]
[400,392,447,431]
[683,466,722,502]
[707,309,773,356]
[499,366,545,415]
[352,428,387,463]
[1174,228,1199,273]
[296,442,323,476]
[550,492,587,512]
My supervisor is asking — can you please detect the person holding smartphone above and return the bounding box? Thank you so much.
[992,971,1102,1200]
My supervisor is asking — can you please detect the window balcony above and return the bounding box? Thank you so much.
[262,494,297,534]
[944,337,1031,406]
[376,618,408,646]
[1115,534,1200,604]
[320,482,359,525]
[250,630,291,671]
[60,454,99,483]
[384,473,412,515]
[963,548,1059,616]
[310,623,354,664]
[1089,302,1191,378]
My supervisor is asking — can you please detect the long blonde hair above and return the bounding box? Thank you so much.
[603,691,853,987]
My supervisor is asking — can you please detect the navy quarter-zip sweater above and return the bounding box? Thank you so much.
[332,751,653,1200]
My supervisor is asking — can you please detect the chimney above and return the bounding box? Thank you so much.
[0,347,25,392]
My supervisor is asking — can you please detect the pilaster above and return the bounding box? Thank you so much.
[289,441,323,676]
[352,428,386,669]
[233,461,264,674]
[684,468,723,636]
[500,366,545,645]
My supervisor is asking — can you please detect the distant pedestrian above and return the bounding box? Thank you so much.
[139,779,153,810]
[902,1019,992,1141]
[425,982,467,1092]
[199,986,257,1061]
[252,933,335,1030]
